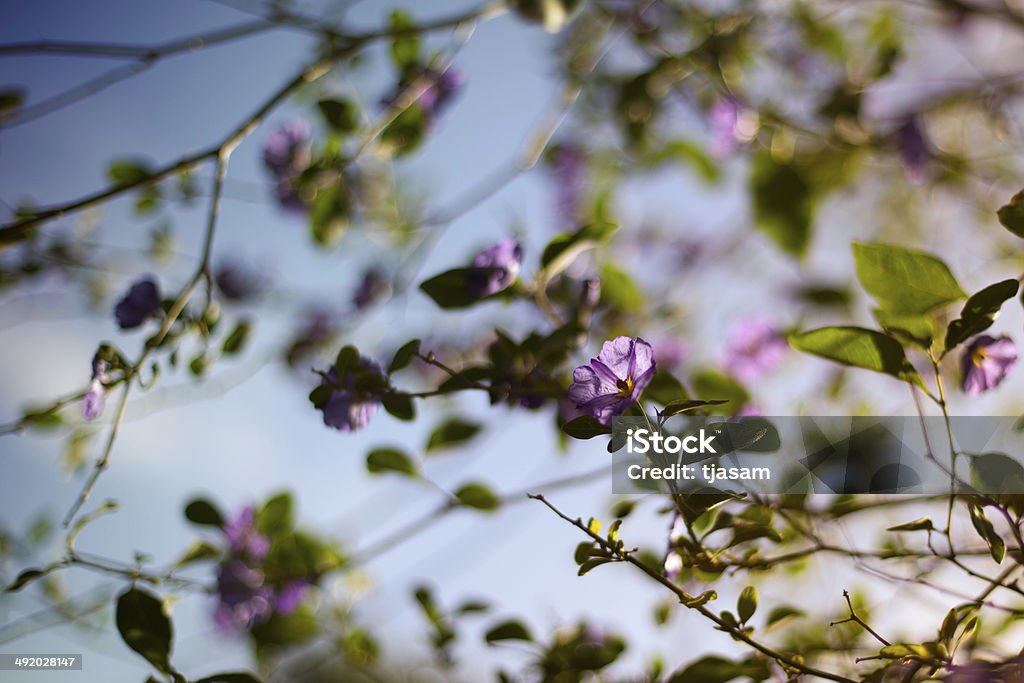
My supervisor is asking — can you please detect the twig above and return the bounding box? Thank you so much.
[829,589,891,647]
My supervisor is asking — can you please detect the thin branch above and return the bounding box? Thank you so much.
[829,589,891,647]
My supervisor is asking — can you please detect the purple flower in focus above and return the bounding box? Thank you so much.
[114,277,161,330]
[214,559,274,631]
[568,336,656,425]
[896,117,930,184]
[222,506,270,559]
[962,335,1017,396]
[82,352,110,420]
[316,355,384,431]
[353,268,390,310]
[548,144,586,228]
[723,319,787,383]
[262,120,312,212]
[468,238,523,297]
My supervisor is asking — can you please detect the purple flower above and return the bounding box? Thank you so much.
[962,335,1017,396]
[722,319,786,383]
[222,506,270,560]
[214,259,270,302]
[468,238,523,297]
[568,336,656,425]
[262,120,312,212]
[548,144,586,228]
[273,580,310,614]
[114,277,161,330]
[214,559,274,631]
[896,117,930,184]
[353,268,390,310]
[709,97,744,157]
[316,356,384,431]
[82,352,109,420]
[419,68,463,123]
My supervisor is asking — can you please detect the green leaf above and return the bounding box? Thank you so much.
[970,452,1024,496]
[540,222,616,280]
[561,415,612,439]
[366,447,417,477]
[184,498,224,527]
[659,399,729,419]
[426,417,481,452]
[193,673,261,683]
[968,502,1006,564]
[108,158,152,186]
[852,242,966,314]
[690,371,749,413]
[578,556,614,575]
[250,607,318,649]
[764,605,804,629]
[116,588,174,675]
[5,567,47,592]
[750,152,814,258]
[221,319,252,356]
[788,326,922,387]
[0,88,25,122]
[872,308,936,349]
[172,540,221,569]
[887,517,934,532]
[944,279,1019,353]
[454,482,501,511]
[309,184,350,247]
[598,262,643,310]
[484,619,532,644]
[257,492,294,536]
[389,339,421,374]
[388,10,420,69]
[737,586,758,624]
[667,655,747,683]
[420,268,488,309]
[997,188,1024,238]
[381,393,415,421]
[317,98,358,133]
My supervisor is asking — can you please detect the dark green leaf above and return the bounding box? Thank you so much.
[317,98,358,133]
[381,393,415,421]
[788,326,923,387]
[250,607,318,649]
[5,568,46,592]
[454,482,500,511]
[389,339,421,374]
[968,502,1006,564]
[484,619,532,644]
[853,242,966,314]
[310,184,350,247]
[0,88,25,121]
[750,152,814,258]
[426,417,481,451]
[193,673,261,683]
[116,588,173,674]
[997,188,1024,238]
[366,447,417,477]
[540,222,616,280]
[420,268,487,309]
[659,399,729,419]
[108,159,152,186]
[388,10,420,69]
[887,517,934,532]
[578,556,614,575]
[257,492,294,536]
[764,605,804,628]
[970,453,1024,496]
[737,586,758,624]
[872,308,935,349]
[944,279,1019,352]
[221,319,251,356]
[561,415,612,439]
[667,655,748,683]
[184,498,224,527]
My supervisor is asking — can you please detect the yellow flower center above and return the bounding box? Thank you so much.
[615,377,634,396]
[971,347,988,367]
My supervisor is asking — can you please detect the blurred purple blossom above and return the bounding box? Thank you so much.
[568,336,656,425]
[708,97,745,157]
[316,355,384,431]
[652,337,686,373]
[962,335,1017,396]
[383,67,463,128]
[896,117,930,184]
[215,259,271,302]
[548,144,586,228]
[262,120,312,212]
[214,559,274,631]
[353,268,390,310]
[222,505,270,560]
[723,319,787,383]
[114,276,161,330]
[82,352,109,421]
[468,238,522,297]
[273,579,310,614]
